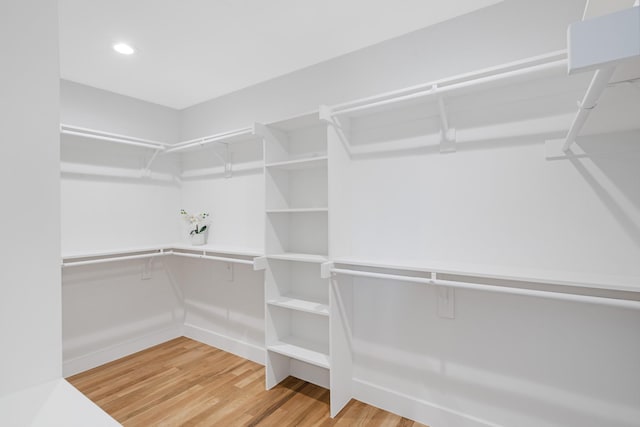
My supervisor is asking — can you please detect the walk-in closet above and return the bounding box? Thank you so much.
[2,0,639,426]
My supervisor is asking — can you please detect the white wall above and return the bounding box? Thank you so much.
[60,80,182,252]
[180,0,584,136]
[0,0,61,395]
[180,1,640,426]
[60,82,184,375]
[60,81,266,375]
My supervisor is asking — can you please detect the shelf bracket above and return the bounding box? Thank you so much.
[318,105,333,124]
[562,66,616,152]
[436,91,456,153]
[321,261,334,279]
[142,257,154,280]
[141,148,163,178]
[211,143,233,178]
[224,262,234,282]
[253,256,267,271]
[433,273,455,319]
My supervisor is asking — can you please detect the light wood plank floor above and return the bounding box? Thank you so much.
[68,337,427,426]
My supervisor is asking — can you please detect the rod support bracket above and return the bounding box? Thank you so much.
[253,256,267,271]
[437,286,455,319]
[142,257,154,280]
[321,262,334,279]
[439,128,457,153]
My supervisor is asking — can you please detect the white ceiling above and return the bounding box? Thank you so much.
[58,0,502,110]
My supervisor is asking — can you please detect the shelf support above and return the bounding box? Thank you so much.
[253,256,267,271]
[320,105,353,158]
[141,148,163,177]
[142,257,154,280]
[434,272,455,319]
[436,91,456,153]
[562,66,616,152]
[320,261,334,279]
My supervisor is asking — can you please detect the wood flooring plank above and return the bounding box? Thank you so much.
[67,337,428,427]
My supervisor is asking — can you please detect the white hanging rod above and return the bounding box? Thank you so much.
[561,66,616,151]
[330,268,640,310]
[61,251,169,268]
[168,250,255,265]
[60,124,168,150]
[329,51,568,118]
[164,127,255,154]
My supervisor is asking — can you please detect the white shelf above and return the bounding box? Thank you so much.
[62,243,263,261]
[333,257,640,294]
[267,253,328,263]
[266,208,328,214]
[170,243,263,257]
[267,337,330,369]
[265,156,327,170]
[267,295,329,316]
[61,245,167,261]
[266,110,323,132]
[327,51,570,120]
[165,125,261,154]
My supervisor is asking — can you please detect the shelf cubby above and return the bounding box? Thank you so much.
[265,259,329,316]
[265,166,328,211]
[263,114,327,164]
[265,211,328,256]
[266,306,329,364]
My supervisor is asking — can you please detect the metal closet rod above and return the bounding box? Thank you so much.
[61,251,169,267]
[164,127,255,154]
[60,124,168,150]
[61,250,255,267]
[329,51,568,117]
[330,268,640,311]
[169,251,254,265]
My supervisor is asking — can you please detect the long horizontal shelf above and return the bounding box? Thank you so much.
[267,337,330,369]
[60,124,168,151]
[265,110,324,132]
[332,257,640,294]
[265,156,327,170]
[266,253,328,263]
[326,50,569,119]
[165,125,262,154]
[267,296,329,316]
[266,208,328,214]
[169,243,263,257]
[62,244,262,262]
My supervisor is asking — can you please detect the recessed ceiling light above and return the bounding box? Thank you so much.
[113,43,135,55]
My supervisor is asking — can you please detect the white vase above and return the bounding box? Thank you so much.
[190,232,206,246]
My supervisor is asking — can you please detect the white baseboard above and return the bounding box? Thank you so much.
[182,323,265,366]
[352,378,501,427]
[63,324,183,377]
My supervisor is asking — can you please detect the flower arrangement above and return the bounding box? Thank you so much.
[180,209,210,236]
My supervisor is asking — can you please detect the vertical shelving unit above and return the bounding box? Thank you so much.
[262,112,331,390]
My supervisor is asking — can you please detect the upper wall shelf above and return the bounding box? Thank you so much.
[164,124,263,154]
[60,122,266,179]
[322,51,569,121]
[61,243,263,268]
[265,156,328,170]
[330,257,640,295]
[60,124,168,151]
